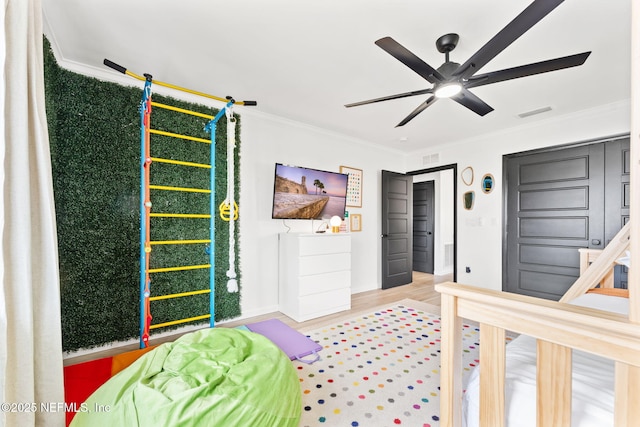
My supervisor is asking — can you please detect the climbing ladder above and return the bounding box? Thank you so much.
[103,60,256,348]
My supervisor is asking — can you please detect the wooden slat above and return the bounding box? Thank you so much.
[630,0,639,325]
[603,268,615,288]
[578,248,615,288]
[614,362,640,426]
[632,255,639,323]
[439,293,462,427]
[586,288,629,298]
[560,222,630,303]
[537,340,572,427]
[479,324,505,427]
[578,248,590,275]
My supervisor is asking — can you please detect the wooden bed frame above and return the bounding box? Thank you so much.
[436,221,639,427]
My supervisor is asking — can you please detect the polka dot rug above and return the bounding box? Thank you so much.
[295,301,491,427]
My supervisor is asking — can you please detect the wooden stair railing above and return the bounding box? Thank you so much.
[436,283,640,427]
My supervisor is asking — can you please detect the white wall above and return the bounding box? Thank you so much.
[406,100,631,290]
[236,109,406,319]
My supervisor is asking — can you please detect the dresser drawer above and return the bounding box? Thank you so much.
[297,287,351,320]
[299,253,350,276]
[298,270,350,296]
[298,235,351,256]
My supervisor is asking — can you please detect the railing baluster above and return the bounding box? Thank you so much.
[440,293,463,427]
[614,362,640,426]
[479,324,505,427]
[537,340,572,426]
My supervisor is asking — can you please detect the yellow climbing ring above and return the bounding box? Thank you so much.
[219,201,239,221]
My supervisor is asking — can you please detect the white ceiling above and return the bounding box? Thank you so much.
[42,0,631,153]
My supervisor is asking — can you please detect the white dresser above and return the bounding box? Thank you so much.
[278,233,351,322]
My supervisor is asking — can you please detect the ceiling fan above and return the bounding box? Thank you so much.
[345,0,591,127]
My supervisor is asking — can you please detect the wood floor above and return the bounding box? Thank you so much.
[64,271,452,365]
[222,271,450,331]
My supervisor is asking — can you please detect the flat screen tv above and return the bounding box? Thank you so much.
[272,163,348,220]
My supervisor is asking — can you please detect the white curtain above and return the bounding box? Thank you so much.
[1,0,65,426]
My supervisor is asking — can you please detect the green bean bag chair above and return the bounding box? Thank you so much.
[70,328,302,427]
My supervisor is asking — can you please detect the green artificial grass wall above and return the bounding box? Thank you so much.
[43,38,241,352]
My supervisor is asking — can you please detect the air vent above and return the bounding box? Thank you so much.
[517,106,552,118]
[422,153,440,165]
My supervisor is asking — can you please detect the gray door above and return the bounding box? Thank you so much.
[413,181,435,273]
[382,170,413,289]
[504,137,630,299]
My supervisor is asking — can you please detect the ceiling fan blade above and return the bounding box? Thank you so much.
[465,51,591,89]
[451,88,494,116]
[345,88,434,108]
[376,37,445,84]
[396,96,438,127]
[453,0,565,80]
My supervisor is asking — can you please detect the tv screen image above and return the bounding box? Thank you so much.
[272,163,348,220]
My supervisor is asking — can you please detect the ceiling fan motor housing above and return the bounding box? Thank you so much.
[436,61,461,79]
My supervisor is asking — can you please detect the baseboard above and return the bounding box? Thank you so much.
[351,284,378,294]
[63,304,281,365]
[224,304,280,324]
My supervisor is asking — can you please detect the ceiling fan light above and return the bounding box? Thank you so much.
[434,83,462,98]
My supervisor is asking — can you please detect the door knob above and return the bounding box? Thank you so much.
[591,239,601,245]
[381,234,388,238]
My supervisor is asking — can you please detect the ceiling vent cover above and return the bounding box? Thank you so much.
[518,106,552,118]
[423,153,440,165]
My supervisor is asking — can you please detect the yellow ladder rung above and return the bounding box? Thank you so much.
[149,288,211,301]
[151,157,211,169]
[149,128,210,144]
[151,101,215,120]
[150,213,211,218]
[149,314,211,330]
[148,264,211,274]
[150,239,211,245]
[149,184,211,194]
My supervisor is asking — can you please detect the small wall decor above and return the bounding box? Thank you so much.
[461,166,474,186]
[481,173,495,193]
[350,213,362,232]
[340,166,363,207]
[463,191,475,210]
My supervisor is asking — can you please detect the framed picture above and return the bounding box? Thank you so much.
[340,166,363,207]
[350,213,362,232]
